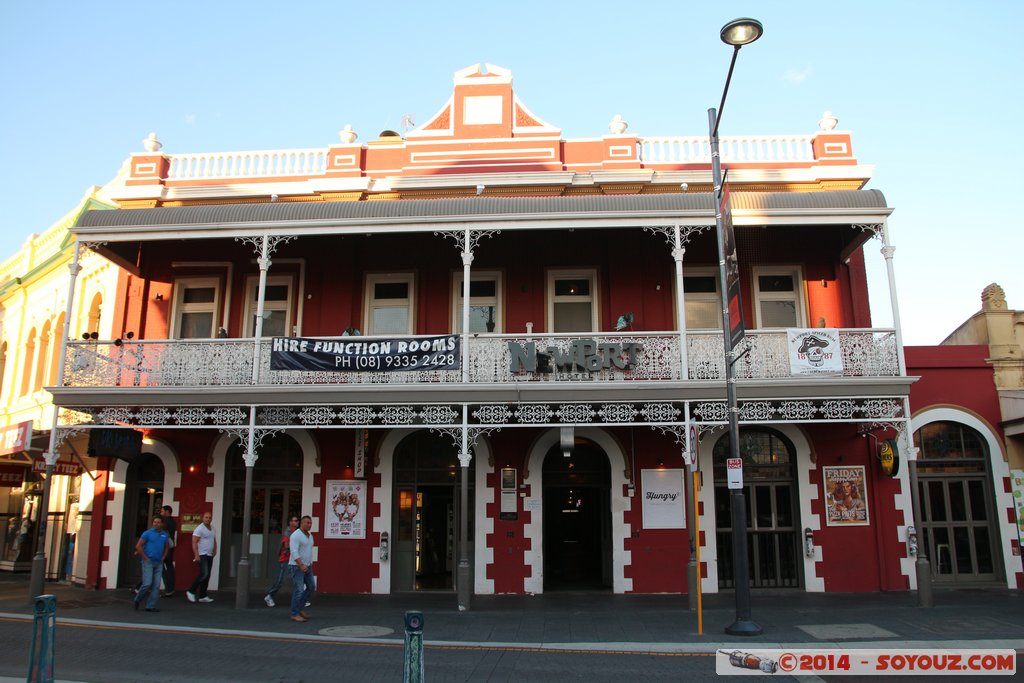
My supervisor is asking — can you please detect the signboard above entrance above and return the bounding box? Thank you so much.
[0,421,33,456]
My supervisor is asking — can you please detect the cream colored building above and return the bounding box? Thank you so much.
[0,187,124,583]
[942,283,1024,469]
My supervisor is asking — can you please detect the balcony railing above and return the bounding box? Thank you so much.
[637,134,814,165]
[62,329,899,390]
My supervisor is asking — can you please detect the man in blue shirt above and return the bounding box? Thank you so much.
[134,515,169,612]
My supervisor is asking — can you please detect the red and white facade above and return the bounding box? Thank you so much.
[42,63,1018,598]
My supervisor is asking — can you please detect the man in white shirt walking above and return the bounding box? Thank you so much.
[288,515,315,622]
[186,512,217,603]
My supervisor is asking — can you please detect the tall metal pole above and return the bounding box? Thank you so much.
[30,241,83,601]
[710,107,761,636]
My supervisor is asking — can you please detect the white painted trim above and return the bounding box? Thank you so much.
[909,407,1017,588]
[523,427,632,594]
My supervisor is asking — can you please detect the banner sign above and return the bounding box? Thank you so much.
[0,421,33,456]
[271,335,460,373]
[824,465,870,526]
[325,480,366,539]
[1011,470,1024,553]
[641,469,686,528]
[719,183,745,348]
[788,329,844,376]
[0,464,26,486]
[32,459,82,476]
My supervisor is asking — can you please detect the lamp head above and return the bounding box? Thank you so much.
[720,17,763,46]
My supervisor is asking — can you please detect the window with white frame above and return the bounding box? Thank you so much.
[452,271,503,334]
[171,277,221,339]
[753,267,806,328]
[548,269,598,333]
[365,273,415,335]
[682,268,723,329]
[243,276,294,338]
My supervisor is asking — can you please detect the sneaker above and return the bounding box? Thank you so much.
[305,601,311,607]
[186,591,197,603]
[198,596,214,603]
[264,595,275,607]
[162,591,175,598]
[290,614,307,623]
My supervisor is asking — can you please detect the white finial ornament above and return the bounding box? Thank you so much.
[818,111,838,131]
[608,114,628,134]
[142,132,162,152]
[339,124,358,144]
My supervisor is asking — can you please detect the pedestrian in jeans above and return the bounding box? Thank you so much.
[288,515,315,622]
[133,515,169,613]
[264,516,299,607]
[186,512,217,603]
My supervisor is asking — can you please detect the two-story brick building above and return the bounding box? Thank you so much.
[45,63,1003,601]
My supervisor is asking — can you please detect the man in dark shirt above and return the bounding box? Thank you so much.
[160,505,177,596]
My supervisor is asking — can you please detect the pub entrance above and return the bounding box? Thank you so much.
[392,432,474,592]
[118,453,164,587]
[913,421,1002,584]
[221,434,303,590]
[542,440,612,591]
[714,428,802,589]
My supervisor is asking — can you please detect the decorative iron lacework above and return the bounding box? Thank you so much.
[55,397,906,431]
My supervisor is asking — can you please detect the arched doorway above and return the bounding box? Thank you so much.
[119,453,164,586]
[913,420,1002,583]
[542,439,612,591]
[220,434,303,589]
[713,428,801,589]
[391,431,474,592]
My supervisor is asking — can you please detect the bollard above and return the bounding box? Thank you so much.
[28,594,56,683]
[403,610,424,683]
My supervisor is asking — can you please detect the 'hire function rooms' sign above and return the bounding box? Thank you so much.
[271,335,460,373]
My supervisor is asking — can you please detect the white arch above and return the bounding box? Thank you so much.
[102,440,181,588]
[910,407,1017,589]
[698,425,822,593]
[523,427,632,594]
[372,429,493,595]
[208,430,320,590]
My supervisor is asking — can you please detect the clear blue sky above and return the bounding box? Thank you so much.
[2,1,1020,345]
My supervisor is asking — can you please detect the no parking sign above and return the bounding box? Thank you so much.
[726,457,743,489]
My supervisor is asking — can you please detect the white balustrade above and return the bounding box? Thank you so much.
[166,148,328,180]
[637,134,814,165]
[62,329,898,389]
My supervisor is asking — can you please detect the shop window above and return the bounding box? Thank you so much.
[453,271,502,333]
[914,421,988,474]
[548,269,597,333]
[171,278,221,339]
[682,268,723,329]
[365,273,415,335]
[243,276,294,338]
[753,267,806,328]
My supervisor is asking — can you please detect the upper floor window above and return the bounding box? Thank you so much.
[548,269,598,333]
[243,276,294,338]
[171,278,221,339]
[682,268,723,329]
[753,267,806,328]
[453,271,503,334]
[365,273,415,336]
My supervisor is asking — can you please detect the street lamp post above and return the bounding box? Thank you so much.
[710,17,764,637]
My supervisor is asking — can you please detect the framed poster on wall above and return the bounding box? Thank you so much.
[641,468,686,529]
[325,480,367,539]
[823,465,870,526]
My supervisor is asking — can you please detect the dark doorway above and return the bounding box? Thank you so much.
[221,434,303,589]
[119,453,164,587]
[914,421,1002,584]
[392,432,474,592]
[542,440,611,591]
[714,429,802,589]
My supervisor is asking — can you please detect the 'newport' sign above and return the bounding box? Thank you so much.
[509,339,643,374]
[271,335,460,372]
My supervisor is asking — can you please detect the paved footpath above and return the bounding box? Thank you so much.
[1,574,1022,681]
